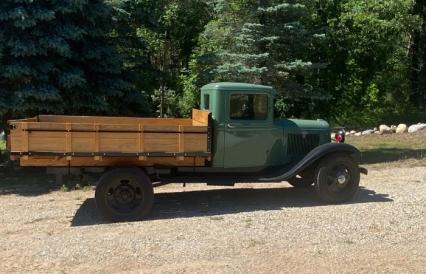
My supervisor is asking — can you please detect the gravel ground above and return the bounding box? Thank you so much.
[0,161,425,273]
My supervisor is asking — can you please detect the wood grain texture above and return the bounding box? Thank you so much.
[8,111,211,167]
[192,109,210,126]
[19,156,206,167]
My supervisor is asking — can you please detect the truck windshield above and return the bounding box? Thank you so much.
[230,94,268,120]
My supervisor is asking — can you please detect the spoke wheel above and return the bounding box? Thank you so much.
[96,168,153,222]
[315,155,360,203]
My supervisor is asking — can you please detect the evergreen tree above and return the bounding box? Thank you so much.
[183,0,328,118]
[0,0,144,128]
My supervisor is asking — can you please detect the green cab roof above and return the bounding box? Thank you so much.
[201,82,275,93]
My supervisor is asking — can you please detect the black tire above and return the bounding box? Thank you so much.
[95,167,154,222]
[288,169,314,188]
[314,155,360,203]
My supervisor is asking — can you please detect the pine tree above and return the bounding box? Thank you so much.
[185,0,328,118]
[0,0,143,128]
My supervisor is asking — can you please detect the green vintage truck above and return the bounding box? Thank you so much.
[8,82,367,221]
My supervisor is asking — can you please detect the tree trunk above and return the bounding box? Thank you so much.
[410,0,426,110]
[159,83,165,118]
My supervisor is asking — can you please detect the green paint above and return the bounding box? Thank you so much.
[201,82,331,168]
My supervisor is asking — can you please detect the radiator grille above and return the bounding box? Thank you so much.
[288,133,320,155]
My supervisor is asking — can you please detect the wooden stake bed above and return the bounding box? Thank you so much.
[8,109,211,167]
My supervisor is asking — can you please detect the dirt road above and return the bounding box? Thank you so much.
[1,161,425,273]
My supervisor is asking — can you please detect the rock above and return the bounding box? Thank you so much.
[396,124,407,134]
[373,127,378,131]
[390,125,397,133]
[350,130,356,135]
[408,123,426,133]
[354,132,362,137]
[362,129,374,135]
[379,124,392,134]
[374,130,380,134]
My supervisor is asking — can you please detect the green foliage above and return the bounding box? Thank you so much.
[112,0,210,117]
[0,0,424,128]
[320,0,419,127]
[0,0,148,126]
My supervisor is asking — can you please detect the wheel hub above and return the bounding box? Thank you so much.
[337,173,347,185]
[114,185,135,204]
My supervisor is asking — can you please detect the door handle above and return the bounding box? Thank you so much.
[227,123,241,128]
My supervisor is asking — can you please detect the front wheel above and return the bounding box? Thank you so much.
[315,155,360,203]
[95,167,154,222]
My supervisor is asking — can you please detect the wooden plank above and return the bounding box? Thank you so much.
[192,109,210,126]
[19,156,206,167]
[8,117,38,124]
[99,132,138,153]
[71,132,96,152]
[182,126,207,133]
[144,133,179,152]
[9,127,24,152]
[183,134,208,152]
[37,115,193,126]
[28,131,66,152]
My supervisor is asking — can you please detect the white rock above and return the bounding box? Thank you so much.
[354,132,362,136]
[374,130,380,134]
[396,124,407,134]
[408,123,426,133]
[379,124,392,134]
[350,130,356,135]
[390,125,397,133]
[373,127,378,131]
[362,129,374,135]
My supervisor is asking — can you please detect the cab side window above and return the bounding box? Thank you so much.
[230,94,268,120]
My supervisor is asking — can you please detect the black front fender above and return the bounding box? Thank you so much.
[259,143,362,182]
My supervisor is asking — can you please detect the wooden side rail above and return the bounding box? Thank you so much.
[8,110,211,167]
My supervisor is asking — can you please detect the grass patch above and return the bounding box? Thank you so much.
[347,131,426,165]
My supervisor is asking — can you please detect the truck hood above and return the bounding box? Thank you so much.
[274,118,330,132]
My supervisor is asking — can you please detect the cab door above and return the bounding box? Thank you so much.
[224,92,283,168]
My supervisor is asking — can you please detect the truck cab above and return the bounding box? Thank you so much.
[200,82,331,169]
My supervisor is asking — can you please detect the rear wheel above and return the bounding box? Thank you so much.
[95,167,153,222]
[314,155,360,203]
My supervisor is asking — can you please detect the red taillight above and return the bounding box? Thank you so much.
[334,129,346,143]
[335,133,343,142]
